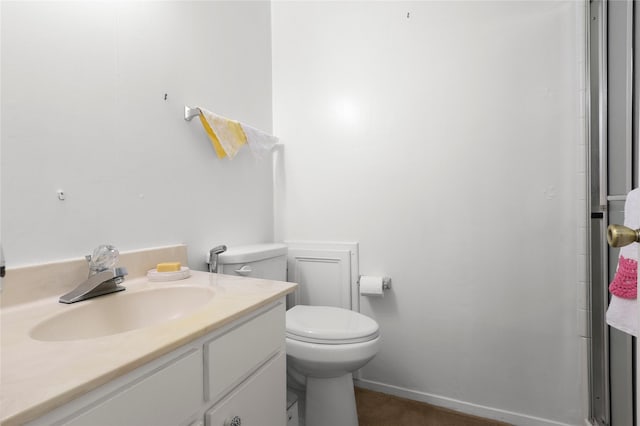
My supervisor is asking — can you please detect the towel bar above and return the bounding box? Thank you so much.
[184,106,201,121]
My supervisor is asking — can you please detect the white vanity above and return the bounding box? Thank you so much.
[0,245,297,426]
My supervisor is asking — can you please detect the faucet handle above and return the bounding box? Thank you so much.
[89,245,119,273]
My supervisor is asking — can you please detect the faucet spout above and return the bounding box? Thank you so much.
[59,267,127,304]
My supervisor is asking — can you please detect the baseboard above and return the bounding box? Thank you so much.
[354,378,577,426]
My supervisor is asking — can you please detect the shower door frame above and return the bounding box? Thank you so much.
[588,0,637,425]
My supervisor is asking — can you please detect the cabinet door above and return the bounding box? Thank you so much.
[62,349,203,426]
[205,353,286,426]
[205,303,284,402]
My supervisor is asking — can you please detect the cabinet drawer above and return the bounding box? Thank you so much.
[205,303,284,401]
[63,349,203,426]
[205,352,286,426]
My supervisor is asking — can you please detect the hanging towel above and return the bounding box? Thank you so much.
[606,188,640,336]
[198,109,247,159]
[197,108,278,159]
[241,123,279,159]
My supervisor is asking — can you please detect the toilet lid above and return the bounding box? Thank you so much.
[286,305,379,344]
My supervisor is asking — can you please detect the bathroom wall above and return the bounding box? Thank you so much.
[1,1,274,267]
[272,2,584,425]
[2,1,587,424]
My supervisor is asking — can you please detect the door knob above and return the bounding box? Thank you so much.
[607,224,640,247]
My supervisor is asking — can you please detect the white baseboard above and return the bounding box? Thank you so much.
[354,378,579,426]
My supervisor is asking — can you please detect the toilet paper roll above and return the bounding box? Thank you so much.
[360,276,384,297]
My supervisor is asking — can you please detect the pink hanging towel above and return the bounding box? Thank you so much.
[606,188,640,337]
[609,256,637,299]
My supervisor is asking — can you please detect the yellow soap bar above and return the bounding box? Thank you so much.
[156,262,181,272]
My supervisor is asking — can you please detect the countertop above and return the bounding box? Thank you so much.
[0,270,296,425]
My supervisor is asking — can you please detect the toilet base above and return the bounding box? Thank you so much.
[305,373,358,426]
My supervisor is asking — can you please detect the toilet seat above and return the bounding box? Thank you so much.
[286,305,379,344]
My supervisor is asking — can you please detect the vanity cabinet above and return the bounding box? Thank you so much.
[26,301,286,426]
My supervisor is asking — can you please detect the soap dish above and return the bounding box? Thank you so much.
[147,267,191,282]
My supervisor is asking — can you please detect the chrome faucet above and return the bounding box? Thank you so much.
[59,245,127,304]
[208,245,227,273]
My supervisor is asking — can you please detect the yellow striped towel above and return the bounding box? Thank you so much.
[198,108,247,159]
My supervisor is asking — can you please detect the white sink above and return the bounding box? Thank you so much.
[30,285,215,341]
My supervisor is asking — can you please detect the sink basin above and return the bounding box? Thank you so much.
[30,285,215,341]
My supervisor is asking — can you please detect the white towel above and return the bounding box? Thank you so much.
[606,188,640,336]
[241,123,279,160]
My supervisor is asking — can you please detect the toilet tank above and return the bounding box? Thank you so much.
[216,243,287,281]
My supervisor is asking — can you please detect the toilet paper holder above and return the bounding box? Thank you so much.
[357,275,392,290]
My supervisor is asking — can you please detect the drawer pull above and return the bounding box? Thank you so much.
[224,416,241,426]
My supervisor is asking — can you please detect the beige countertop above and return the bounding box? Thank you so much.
[0,246,296,425]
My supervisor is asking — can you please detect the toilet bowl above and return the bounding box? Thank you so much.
[286,305,380,426]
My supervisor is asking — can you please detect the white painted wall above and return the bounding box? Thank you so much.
[272,1,583,425]
[1,1,274,267]
[2,1,587,424]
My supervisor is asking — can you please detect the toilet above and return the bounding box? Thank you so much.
[216,243,380,426]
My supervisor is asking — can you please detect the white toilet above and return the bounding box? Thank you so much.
[217,243,381,426]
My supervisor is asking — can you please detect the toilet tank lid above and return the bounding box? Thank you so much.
[217,243,288,264]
